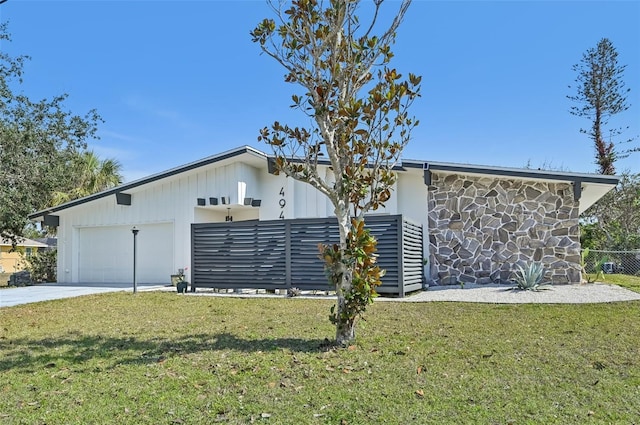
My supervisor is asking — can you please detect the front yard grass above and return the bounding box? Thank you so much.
[1,292,639,424]
[601,273,640,293]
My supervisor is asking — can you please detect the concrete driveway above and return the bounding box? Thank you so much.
[0,282,169,308]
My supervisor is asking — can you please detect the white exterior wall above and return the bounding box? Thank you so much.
[56,176,193,283]
[56,159,265,284]
[396,170,430,280]
[53,153,430,284]
[259,173,295,220]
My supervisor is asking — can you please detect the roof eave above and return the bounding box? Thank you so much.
[29,145,268,220]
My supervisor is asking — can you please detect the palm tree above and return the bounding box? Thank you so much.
[51,151,123,205]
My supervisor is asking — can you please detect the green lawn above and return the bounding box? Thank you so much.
[602,273,640,293]
[1,292,639,424]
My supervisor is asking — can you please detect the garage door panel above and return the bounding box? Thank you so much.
[78,223,173,283]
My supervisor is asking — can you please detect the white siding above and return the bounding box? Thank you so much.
[397,170,429,282]
[52,154,430,284]
[55,159,264,283]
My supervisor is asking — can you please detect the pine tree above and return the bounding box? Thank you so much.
[568,38,633,175]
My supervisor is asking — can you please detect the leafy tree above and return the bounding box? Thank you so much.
[252,0,420,345]
[51,150,123,206]
[0,24,100,244]
[581,173,640,250]
[568,38,635,175]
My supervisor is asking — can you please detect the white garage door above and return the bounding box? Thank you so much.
[78,223,174,283]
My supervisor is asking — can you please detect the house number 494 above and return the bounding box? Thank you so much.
[279,187,286,219]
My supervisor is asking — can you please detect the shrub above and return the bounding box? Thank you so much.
[581,248,608,282]
[26,249,57,283]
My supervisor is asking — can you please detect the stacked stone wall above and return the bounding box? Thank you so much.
[427,173,581,285]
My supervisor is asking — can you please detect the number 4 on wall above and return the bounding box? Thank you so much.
[279,186,286,219]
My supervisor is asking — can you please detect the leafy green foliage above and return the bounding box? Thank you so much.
[51,151,123,206]
[252,0,420,345]
[568,38,636,175]
[580,248,607,283]
[24,249,57,283]
[323,219,383,332]
[0,23,101,244]
[511,262,552,291]
[581,172,640,250]
[579,222,607,251]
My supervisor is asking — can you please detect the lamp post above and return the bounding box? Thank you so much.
[131,226,139,293]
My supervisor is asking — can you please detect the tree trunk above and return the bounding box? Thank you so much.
[334,203,356,346]
[335,305,356,346]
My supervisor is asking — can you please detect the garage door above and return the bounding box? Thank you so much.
[78,223,173,283]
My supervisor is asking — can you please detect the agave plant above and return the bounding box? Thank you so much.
[511,263,552,291]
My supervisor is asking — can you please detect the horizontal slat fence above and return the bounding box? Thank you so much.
[191,215,423,297]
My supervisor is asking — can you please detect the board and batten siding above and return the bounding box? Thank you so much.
[55,160,265,283]
[53,155,430,285]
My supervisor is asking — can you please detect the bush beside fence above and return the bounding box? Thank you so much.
[581,249,640,276]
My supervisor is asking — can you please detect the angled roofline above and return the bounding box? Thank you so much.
[29,145,621,220]
[29,146,269,220]
[400,159,424,169]
[265,155,407,172]
[420,160,620,211]
[422,161,620,186]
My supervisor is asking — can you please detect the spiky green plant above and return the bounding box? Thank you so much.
[511,263,552,291]
[581,248,608,283]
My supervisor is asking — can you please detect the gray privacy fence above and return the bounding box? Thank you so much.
[581,249,640,276]
[191,215,424,297]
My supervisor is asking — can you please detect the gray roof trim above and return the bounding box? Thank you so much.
[399,159,424,169]
[423,161,620,185]
[29,145,620,220]
[265,155,407,172]
[29,146,268,220]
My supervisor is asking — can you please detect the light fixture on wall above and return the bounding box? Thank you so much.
[225,208,233,222]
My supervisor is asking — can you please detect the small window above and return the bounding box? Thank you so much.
[25,247,33,258]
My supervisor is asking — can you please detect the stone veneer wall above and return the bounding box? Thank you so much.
[427,173,581,285]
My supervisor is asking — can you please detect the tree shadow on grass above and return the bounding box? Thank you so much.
[0,331,331,372]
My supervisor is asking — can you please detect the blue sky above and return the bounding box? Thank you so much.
[1,0,638,182]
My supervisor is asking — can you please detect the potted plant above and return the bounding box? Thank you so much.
[173,267,189,293]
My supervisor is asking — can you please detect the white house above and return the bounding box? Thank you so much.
[29,146,618,290]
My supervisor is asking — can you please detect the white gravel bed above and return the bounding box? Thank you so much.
[169,282,640,304]
[390,282,640,304]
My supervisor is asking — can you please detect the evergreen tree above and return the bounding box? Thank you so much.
[568,38,634,175]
